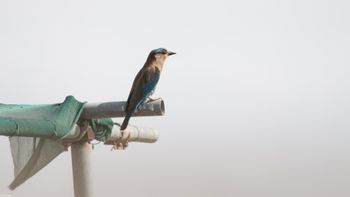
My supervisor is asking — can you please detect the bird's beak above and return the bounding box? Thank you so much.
[168,51,176,56]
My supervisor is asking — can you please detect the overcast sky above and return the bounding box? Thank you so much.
[1,0,350,197]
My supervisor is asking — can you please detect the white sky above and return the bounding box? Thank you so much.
[1,0,350,196]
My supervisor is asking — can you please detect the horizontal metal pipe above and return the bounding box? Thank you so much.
[80,99,165,119]
[61,125,85,142]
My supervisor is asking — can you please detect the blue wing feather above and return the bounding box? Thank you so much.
[135,69,160,110]
[143,70,160,96]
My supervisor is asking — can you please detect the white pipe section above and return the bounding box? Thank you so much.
[104,124,159,145]
[71,141,93,197]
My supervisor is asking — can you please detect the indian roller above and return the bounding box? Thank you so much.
[121,48,176,131]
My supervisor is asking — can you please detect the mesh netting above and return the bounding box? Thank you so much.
[0,96,84,189]
[0,96,114,189]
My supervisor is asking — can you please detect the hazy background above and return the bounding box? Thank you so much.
[0,0,350,196]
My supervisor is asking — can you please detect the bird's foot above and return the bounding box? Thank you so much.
[148,96,161,102]
[112,130,131,150]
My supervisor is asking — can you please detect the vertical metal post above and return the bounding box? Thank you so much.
[71,141,93,197]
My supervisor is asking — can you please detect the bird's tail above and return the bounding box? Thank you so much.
[120,112,132,130]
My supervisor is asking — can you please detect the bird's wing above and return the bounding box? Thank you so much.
[125,69,143,111]
[126,67,160,112]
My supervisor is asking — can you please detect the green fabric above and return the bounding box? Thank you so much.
[89,118,114,142]
[0,96,85,139]
[0,95,116,190]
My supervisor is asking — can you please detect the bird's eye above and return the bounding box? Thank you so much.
[162,50,167,54]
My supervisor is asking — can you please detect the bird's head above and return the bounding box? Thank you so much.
[149,48,176,61]
[144,48,175,67]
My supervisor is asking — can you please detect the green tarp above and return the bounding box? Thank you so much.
[0,95,85,138]
[0,96,114,189]
[89,118,114,142]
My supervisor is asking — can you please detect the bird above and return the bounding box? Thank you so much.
[120,48,176,132]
